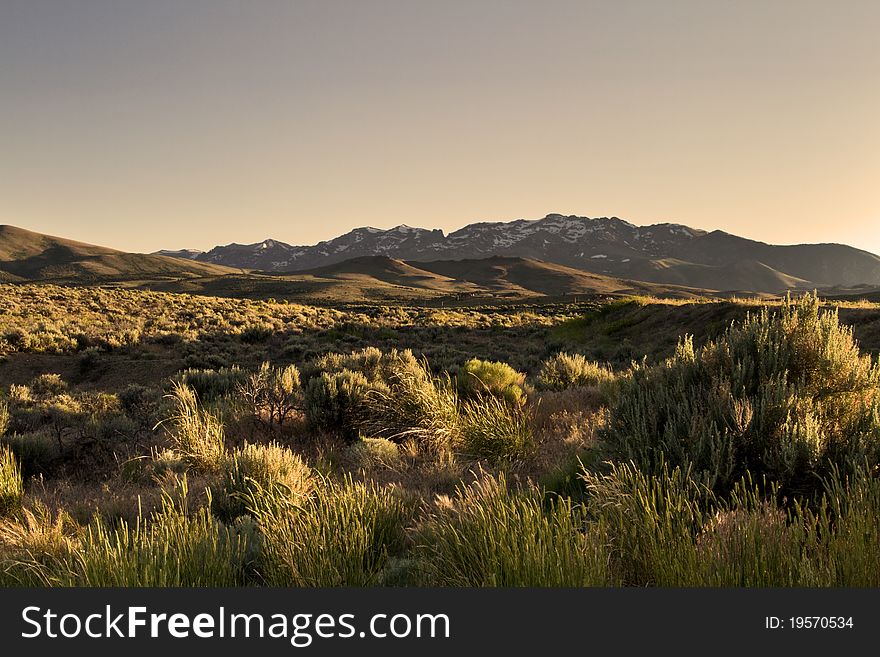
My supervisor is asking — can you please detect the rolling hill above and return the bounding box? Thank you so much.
[0,225,238,282]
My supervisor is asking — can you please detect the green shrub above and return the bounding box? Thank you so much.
[240,324,273,343]
[177,366,247,402]
[1,432,58,478]
[0,445,24,516]
[214,442,313,520]
[29,373,67,397]
[458,395,534,461]
[164,383,226,470]
[417,475,608,586]
[238,362,302,428]
[457,358,526,405]
[311,347,425,385]
[602,294,880,496]
[250,477,411,586]
[536,352,616,390]
[303,370,374,439]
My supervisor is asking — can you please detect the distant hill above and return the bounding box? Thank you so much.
[153,248,203,260]
[408,256,701,298]
[184,214,880,293]
[0,225,237,282]
[138,255,706,303]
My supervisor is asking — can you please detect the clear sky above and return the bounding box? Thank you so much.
[1,1,878,254]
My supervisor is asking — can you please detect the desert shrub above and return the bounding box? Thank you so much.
[0,446,24,516]
[458,395,534,461]
[417,474,608,586]
[602,294,880,497]
[536,352,616,390]
[1,432,57,477]
[240,323,273,343]
[311,347,424,386]
[303,370,374,439]
[345,437,401,470]
[457,358,526,405]
[250,477,411,586]
[119,384,163,431]
[214,442,313,520]
[29,373,67,397]
[178,366,247,402]
[164,383,226,470]
[238,362,301,428]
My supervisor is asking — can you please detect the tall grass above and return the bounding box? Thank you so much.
[66,480,249,586]
[360,365,459,456]
[458,395,534,460]
[1,479,251,586]
[0,445,24,516]
[164,383,226,470]
[581,461,880,586]
[416,474,610,586]
[249,477,411,586]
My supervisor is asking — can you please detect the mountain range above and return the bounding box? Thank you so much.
[171,214,880,293]
[2,215,879,301]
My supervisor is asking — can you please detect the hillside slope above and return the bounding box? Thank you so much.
[0,225,238,282]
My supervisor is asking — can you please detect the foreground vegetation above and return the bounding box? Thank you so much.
[1,284,879,586]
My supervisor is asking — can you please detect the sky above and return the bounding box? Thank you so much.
[1,0,878,254]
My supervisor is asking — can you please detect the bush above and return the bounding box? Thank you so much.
[29,373,67,397]
[1,432,57,478]
[0,445,24,516]
[536,352,616,390]
[238,362,301,428]
[214,442,313,520]
[416,474,608,586]
[118,384,162,431]
[602,294,880,497]
[458,395,534,461]
[457,359,526,405]
[177,366,247,402]
[311,347,421,385]
[164,383,226,470]
[303,370,374,440]
[250,477,411,586]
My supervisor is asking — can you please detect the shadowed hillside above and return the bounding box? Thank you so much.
[0,225,239,282]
